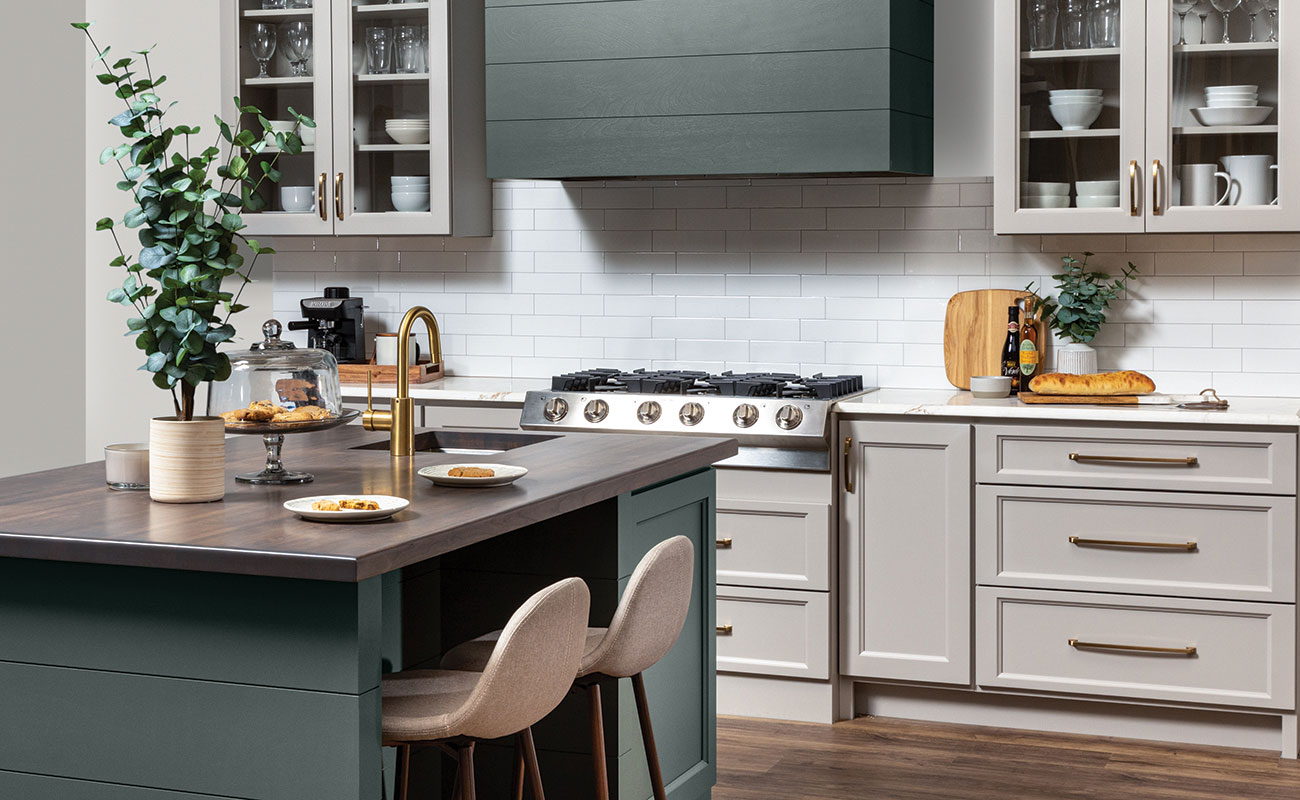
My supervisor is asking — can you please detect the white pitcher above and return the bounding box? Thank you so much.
[1220,155,1279,206]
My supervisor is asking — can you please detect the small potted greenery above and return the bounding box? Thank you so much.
[1027,253,1138,375]
[76,23,314,502]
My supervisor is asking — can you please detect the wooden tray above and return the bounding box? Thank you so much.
[1018,392,1144,405]
[338,360,444,385]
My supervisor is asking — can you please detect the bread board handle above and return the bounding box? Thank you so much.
[1068,453,1198,467]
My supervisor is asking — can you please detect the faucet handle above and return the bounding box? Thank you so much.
[361,369,393,431]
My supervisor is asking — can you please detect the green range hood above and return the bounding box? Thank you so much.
[484,0,935,179]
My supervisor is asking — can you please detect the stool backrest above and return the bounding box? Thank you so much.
[452,577,590,740]
[582,535,695,679]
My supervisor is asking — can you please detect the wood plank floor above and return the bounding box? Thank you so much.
[716,716,1300,799]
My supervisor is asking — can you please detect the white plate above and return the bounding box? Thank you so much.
[418,463,528,488]
[284,494,409,522]
[1191,106,1273,126]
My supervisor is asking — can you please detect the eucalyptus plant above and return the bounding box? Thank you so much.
[1027,252,1139,345]
[75,22,315,420]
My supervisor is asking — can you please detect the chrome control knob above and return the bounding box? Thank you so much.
[732,403,759,428]
[679,402,705,426]
[637,401,662,424]
[775,404,804,430]
[543,397,569,422]
[584,399,609,423]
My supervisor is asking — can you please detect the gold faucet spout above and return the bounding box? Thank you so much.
[362,306,443,457]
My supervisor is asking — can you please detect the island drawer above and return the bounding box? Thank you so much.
[976,486,1296,602]
[975,424,1296,495]
[716,586,829,680]
[716,498,830,591]
[976,587,1295,709]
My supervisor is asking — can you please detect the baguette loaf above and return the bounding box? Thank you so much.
[1027,370,1156,396]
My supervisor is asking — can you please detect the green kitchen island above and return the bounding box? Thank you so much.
[0,426,735,800]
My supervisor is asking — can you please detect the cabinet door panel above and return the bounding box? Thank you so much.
[840,420,972,684]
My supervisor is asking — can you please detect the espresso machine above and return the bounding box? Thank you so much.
[288,287,366,364]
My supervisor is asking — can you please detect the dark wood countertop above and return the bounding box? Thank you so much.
[0,427,737,582]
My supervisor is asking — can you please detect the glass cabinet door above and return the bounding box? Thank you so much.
[995,0,1147,234]
[226,0,335,236]
[1147,0,1298,231]
[332,0,451,235]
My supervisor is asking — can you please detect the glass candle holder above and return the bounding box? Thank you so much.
[105,443,150,491]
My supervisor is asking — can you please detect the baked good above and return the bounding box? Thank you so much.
[1027,370,1156,396]
[448,466,495,478]
[311,500,341,511]
[221,400,288,423]
[272,405,332,423]
[339,499,380,510]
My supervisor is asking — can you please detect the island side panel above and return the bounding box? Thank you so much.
[0,559,383,800]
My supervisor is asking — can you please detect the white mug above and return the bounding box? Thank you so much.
[374,333,420,366]
[1220,155,1279,206]
[1179,164,1230,207]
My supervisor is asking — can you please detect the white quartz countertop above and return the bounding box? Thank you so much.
[340,376,546,405]
[835,389,1300,428]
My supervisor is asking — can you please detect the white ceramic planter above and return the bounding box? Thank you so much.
[149,416,226,503]
[1057,342,1098,375]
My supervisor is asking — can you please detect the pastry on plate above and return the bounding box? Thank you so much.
[448,466,496,478]
[311,499,341,511]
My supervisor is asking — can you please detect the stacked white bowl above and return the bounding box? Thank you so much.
[1048,89,1103,131]
[1021,182,1070,209]
[385,118,431,145]
[1205,84,1258,107]
[1193,85,1271,126]
[1075,180,1120,208]
[391,175,430,212]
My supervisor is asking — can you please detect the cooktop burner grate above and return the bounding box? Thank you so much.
[548,369,868,400]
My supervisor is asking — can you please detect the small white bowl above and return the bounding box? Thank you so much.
[387,129,431,145]
[392,175,430,184]
[1050,102,1103,131]
[391,193,431,212]
[1076,180,1120,195]
[1076,195,1121,208]
[970,376,1013,399]
[280,185,315,213]
[1021,196,1071,209]
[1191,106,1273,127]
[1021,181,1071,196]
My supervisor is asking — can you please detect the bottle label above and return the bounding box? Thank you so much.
[1019,340,1039,376]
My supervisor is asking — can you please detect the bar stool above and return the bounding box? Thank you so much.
[441,536,695,800]
[382,577,590,800]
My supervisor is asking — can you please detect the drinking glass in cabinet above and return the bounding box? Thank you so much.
[1265,0,1279,41]
[283,21,312,77]
[1087,0,1120,47]
[395,25,421,74]
[1210,0,1241,43]
[1173,1,1197,45]
[1027,0,1059,50]
[249,23,277,79]
[1194,0,1214,44]
[1062,0,1089,48]
[366,27,393,75]
[1242,0,1267,41]
[289,0,312,7]
[262,0,286,8]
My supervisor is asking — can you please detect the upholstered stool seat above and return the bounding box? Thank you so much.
[381,577,590,800]
[440,537,696,800]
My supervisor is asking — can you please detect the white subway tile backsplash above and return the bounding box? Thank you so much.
[276,176,1300,396]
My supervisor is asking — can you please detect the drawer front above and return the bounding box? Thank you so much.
[976,424,1296,495]
[976,486,1296,602]
[716,587,829,680]
[716,499,830,591]
[976,587,1295,709]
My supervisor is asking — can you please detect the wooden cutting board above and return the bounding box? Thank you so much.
[943,290,1044,390]
[1017,392,1141,405]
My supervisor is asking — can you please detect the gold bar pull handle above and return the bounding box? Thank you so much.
[1152,159,1164,216]
[317,172,327,221]
[1129,159,1139,216]
[1069,536,1198,551]
[716,538,733,549]
[1069,453,1198,466]
[843,436,854,493]
[1069,638,1196,656]
[335,172,344,221]
[716,624,733,636]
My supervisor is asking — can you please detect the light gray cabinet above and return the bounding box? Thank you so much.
[839,419,971,685]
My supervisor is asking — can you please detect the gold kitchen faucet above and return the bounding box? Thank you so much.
[362,306,443,457]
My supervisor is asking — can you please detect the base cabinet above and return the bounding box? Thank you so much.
[839,420,972,685]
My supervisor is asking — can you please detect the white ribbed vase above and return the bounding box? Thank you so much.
[1056,342,1098,375]
[149,416,226,503]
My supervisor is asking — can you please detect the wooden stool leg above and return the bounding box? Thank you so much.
[586,683,611,800]
[521,727,546,800]
[632,673,667,800]
[394,745,411,800]
[512,733,526,800]
[458,742,477,800]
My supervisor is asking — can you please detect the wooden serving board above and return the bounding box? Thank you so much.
[1018,392,1141,405]
[943,289,1044,390]
[337,360,444,385]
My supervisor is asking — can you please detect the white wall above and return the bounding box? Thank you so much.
[83,0,272,461]
[934,0,994,177]
[0,2,87,478]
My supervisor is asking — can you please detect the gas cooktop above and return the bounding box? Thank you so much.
[549,369,870,400]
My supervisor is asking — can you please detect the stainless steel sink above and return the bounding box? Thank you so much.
[351,429,560,456]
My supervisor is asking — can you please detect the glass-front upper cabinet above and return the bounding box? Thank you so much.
[995,0,1300,233]
[1146,0,1298,231]
[224,0,336,236]
[221,1,490,237]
